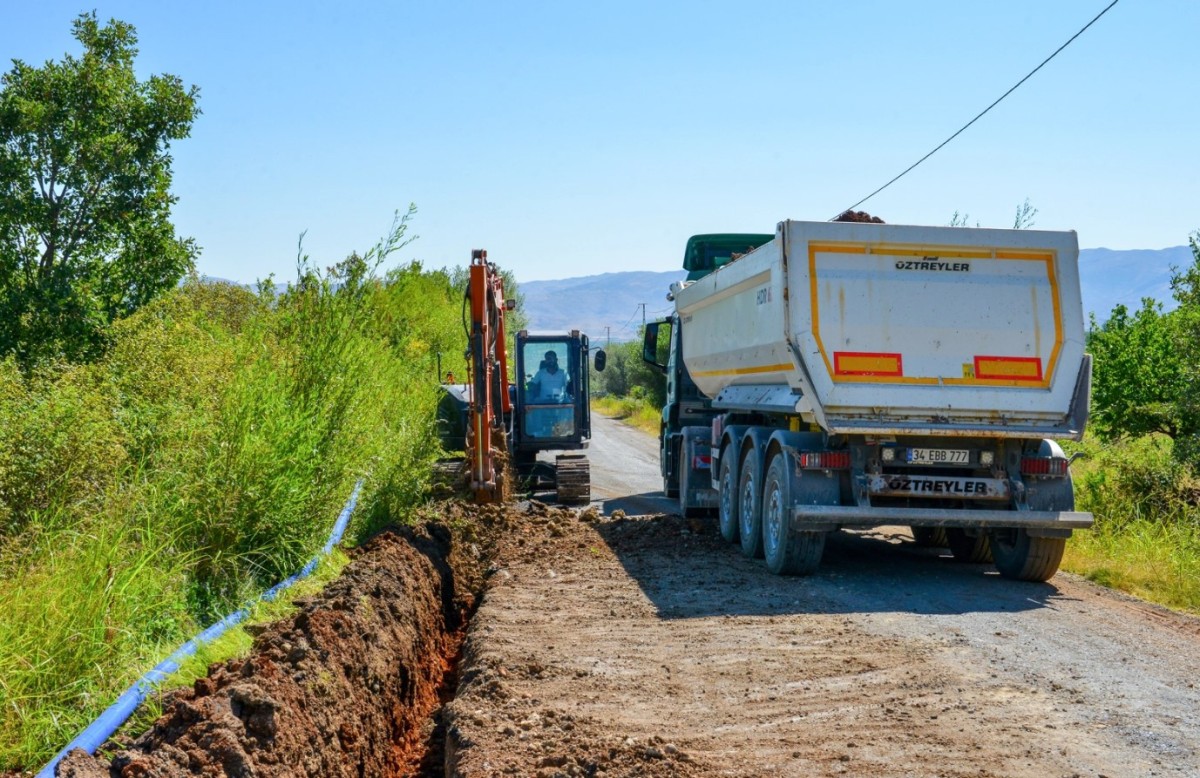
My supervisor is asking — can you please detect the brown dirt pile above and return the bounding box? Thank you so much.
[834,209,884,223]
[58,521,480,778]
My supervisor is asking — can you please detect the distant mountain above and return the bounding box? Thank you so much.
[1078,246,1191,319]
[518,246,1194,337]
[519,270,684,343]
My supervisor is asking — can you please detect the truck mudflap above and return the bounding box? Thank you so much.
[679,426,717,517]
[790,505,1093,536]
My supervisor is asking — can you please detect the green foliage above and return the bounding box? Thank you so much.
[0,213,466,767]
[1087,299,1188,439]
[1086,234,1200,470]
[593,335,666,409]
[1065,230,1200,613]
[1063,434,1200,612]
[0,12,199,367]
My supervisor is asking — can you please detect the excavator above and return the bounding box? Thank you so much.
[437,250,605,504]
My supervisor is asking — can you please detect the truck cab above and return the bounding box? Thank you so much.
[645,233,774,504]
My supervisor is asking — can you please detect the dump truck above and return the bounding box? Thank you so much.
[642,220,1092,581]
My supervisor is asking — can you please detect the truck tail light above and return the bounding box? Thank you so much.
[1020,456,1068,477]
[798,451,850,470]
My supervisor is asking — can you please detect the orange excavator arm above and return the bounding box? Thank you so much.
[465,249,513,503]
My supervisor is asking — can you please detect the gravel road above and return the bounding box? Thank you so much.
[449,412,1200,777]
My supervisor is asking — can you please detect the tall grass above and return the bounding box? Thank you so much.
[1063,434,1200,612]
[593,392,660,436]
[0,218,468,768]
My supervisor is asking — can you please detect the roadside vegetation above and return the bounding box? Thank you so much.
[0,231,471,765]
[0,14,475,767]
[1062,232,1200,611]
[591,337,664,435]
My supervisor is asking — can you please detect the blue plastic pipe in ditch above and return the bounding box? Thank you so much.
[37,480,363,778]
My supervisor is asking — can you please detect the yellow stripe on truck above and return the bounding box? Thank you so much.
[691,362,792,378]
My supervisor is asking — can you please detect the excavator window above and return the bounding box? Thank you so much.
[521,339,575,439]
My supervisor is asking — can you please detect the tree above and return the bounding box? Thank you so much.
[0,12,200,366]
[1086,233,1200,469]
[1086,300,1186,439]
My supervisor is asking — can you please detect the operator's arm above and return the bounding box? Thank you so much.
[529,369,546,401]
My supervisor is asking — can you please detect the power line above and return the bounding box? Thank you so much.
[833,0,1120,219]
[618,305,641,331]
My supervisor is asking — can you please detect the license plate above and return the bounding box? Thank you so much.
[907,448,969,465]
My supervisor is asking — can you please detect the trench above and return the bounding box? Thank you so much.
[406,618,470,777]
[57,515,494,778]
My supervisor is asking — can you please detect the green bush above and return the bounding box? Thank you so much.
[0,221,467,766]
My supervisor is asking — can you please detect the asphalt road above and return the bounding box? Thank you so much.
[568,411,1200,777]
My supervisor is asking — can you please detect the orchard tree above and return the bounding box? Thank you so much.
[0,12,199,366]
[1086,234,1200,469]
[1086,300,1186,440]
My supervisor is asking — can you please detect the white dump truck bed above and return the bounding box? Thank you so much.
[675,220,1090,438]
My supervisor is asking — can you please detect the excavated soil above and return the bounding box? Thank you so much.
[49,491,1200,777]
[58,519,487,778]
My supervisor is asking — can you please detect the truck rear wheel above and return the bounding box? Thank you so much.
[990,529,1066,582]
[762,451,825,576]
[738,446,764,559]
[717,450,739,544]
[946,529,992,563]
[911,526,949,548]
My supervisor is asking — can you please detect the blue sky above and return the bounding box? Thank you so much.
[2,1,1196,283]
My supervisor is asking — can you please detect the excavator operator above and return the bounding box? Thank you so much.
[530,350,569,403]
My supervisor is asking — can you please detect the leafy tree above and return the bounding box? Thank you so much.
[1087,233,1200,469]
[0,12,199,367]
[1166,232,1200,465]
[1087,300,1186,439]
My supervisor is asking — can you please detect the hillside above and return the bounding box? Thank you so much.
[518,245,1193,336]
[1078,245,1191,318]
[518,270,684,342]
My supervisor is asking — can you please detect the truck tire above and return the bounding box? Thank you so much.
[989,528,1066,582]
[911,526,949,548]
[988,440,1072,581]
[717,450,740,544]
[762,451,825,576]
[946,528,992,564]
[738,446,764,559]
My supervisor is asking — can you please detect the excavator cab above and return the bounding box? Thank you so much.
[511,330,605,503]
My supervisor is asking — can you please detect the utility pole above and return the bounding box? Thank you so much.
[605,326,610,348]
[639,302,647,330]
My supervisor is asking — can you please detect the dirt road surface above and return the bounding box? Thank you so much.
[447,413,1200,777]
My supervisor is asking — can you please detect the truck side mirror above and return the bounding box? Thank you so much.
[642,322,666,373]
[593,349,606,372]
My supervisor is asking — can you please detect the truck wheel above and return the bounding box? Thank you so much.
[946,529,992,563]
[738,445,764,559]
[717,450,739,544]
[911,526,949,548]
[762,451,825,576]
[989,529,1066,582]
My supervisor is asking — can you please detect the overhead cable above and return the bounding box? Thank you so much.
[833,0,1120,218]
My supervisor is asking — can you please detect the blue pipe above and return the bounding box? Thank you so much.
[37,479,363,778]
